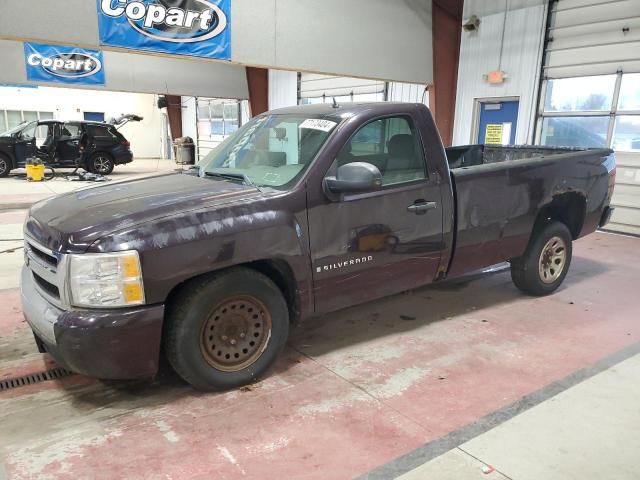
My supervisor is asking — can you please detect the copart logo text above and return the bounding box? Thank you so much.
[100,0,228,43]
[27,53,102,78]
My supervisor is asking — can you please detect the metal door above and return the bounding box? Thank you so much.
[476,100,519,145]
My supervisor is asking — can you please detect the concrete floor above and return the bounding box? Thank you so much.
[0,158,176,210]
[0,199,639,479]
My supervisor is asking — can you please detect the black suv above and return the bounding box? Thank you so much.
[0,119,137,177]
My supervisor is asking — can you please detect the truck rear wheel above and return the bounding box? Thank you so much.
[165,268,289,390]
[510,221,572,296]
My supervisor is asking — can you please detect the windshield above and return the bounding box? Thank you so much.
[199,114,340,188]
[1,121,34,137]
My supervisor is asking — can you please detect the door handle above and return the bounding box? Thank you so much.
[407,201,437,214]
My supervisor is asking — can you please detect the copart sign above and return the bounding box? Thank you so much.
[24,43,105,86]
[97,0,231,59]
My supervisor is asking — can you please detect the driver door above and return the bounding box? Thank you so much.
[14,124,37,167]
[308,114,444,314]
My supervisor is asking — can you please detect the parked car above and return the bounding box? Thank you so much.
[0,116,140,177]
[21,103,616,390]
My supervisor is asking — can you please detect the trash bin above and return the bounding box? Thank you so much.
[173,137,195,165]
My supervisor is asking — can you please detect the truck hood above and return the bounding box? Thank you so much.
[25,172,262,252]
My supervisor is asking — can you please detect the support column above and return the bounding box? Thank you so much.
[246,67,269,117]
[431,0,463,146]
[165,95,183,140]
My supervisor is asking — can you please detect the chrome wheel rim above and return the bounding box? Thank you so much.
[94,156,111,173]
[0,158,7,175]
[199,295,272,372]
[538,236,566,284]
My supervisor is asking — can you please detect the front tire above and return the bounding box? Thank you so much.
[165,268,289,391]
[510,221,572,296]
[0,154,11,177]
[89,153,114,175]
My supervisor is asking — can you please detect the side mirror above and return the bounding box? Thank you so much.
[324,162,383,195]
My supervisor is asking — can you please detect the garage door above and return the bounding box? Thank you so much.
[537,0,640,235]
[299,73,386,104]
[195,98,243,162]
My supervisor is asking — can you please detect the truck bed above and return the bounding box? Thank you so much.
[444,145,615,277]
[445,144,589,170]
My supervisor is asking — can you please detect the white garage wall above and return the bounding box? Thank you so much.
[0,86,164,159]
[453,0,547,146]
[0,0,433,85]
[269,70,298,110]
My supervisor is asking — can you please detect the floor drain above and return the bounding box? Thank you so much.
[0,367,73,391]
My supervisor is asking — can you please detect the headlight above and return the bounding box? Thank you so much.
[68,251,145,308]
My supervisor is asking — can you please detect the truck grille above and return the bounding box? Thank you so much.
[24,236,66,308]
[32,272,61,299]
[29,243,58,268]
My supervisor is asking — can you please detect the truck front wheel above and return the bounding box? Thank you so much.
[165,268,289,390]
[510,221,573,296]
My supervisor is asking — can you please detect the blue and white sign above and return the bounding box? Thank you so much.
[97,0,231,60]
[24,43,105,86]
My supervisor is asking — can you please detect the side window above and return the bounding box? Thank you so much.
[61,124,81,137]
[35,124,51,148]
[20,123,37,141]
[334,116,427,186]
[86,125,112,137]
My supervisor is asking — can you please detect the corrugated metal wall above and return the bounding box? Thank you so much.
[452,0,547,145]
[541,0,640,235]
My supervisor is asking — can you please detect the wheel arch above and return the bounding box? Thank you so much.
[0,150,16,171]
[533,192,586,241]
[164,258,301,326]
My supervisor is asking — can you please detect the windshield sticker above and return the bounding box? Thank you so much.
[300,119,337,132]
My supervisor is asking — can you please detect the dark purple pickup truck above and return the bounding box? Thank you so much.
[21,103,616,390]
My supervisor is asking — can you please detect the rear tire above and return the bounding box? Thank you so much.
[89,153,114,175]
[0,154,11,177]
[510,221,572,296]
[165,268,289,391]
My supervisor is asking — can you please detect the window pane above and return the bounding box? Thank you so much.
[35,125,50,148]
[223,103,238,120]
[337,116,426,186]
[21,123,37,141]
[540,116,609,148]
[197,121,212,137]
[39,111,54,120]
[61,123,81,137]
[210,104,224,118]
[197,104,210,120]
[618,74,640,111]
[612,116,640,151]
[7,110,22,129]
[544,75,616,112]
[23,111,38,123]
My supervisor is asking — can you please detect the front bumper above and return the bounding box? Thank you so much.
[599,206,615,227]
[21,266,164,380]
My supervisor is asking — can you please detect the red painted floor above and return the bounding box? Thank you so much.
[1,232,639,479]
